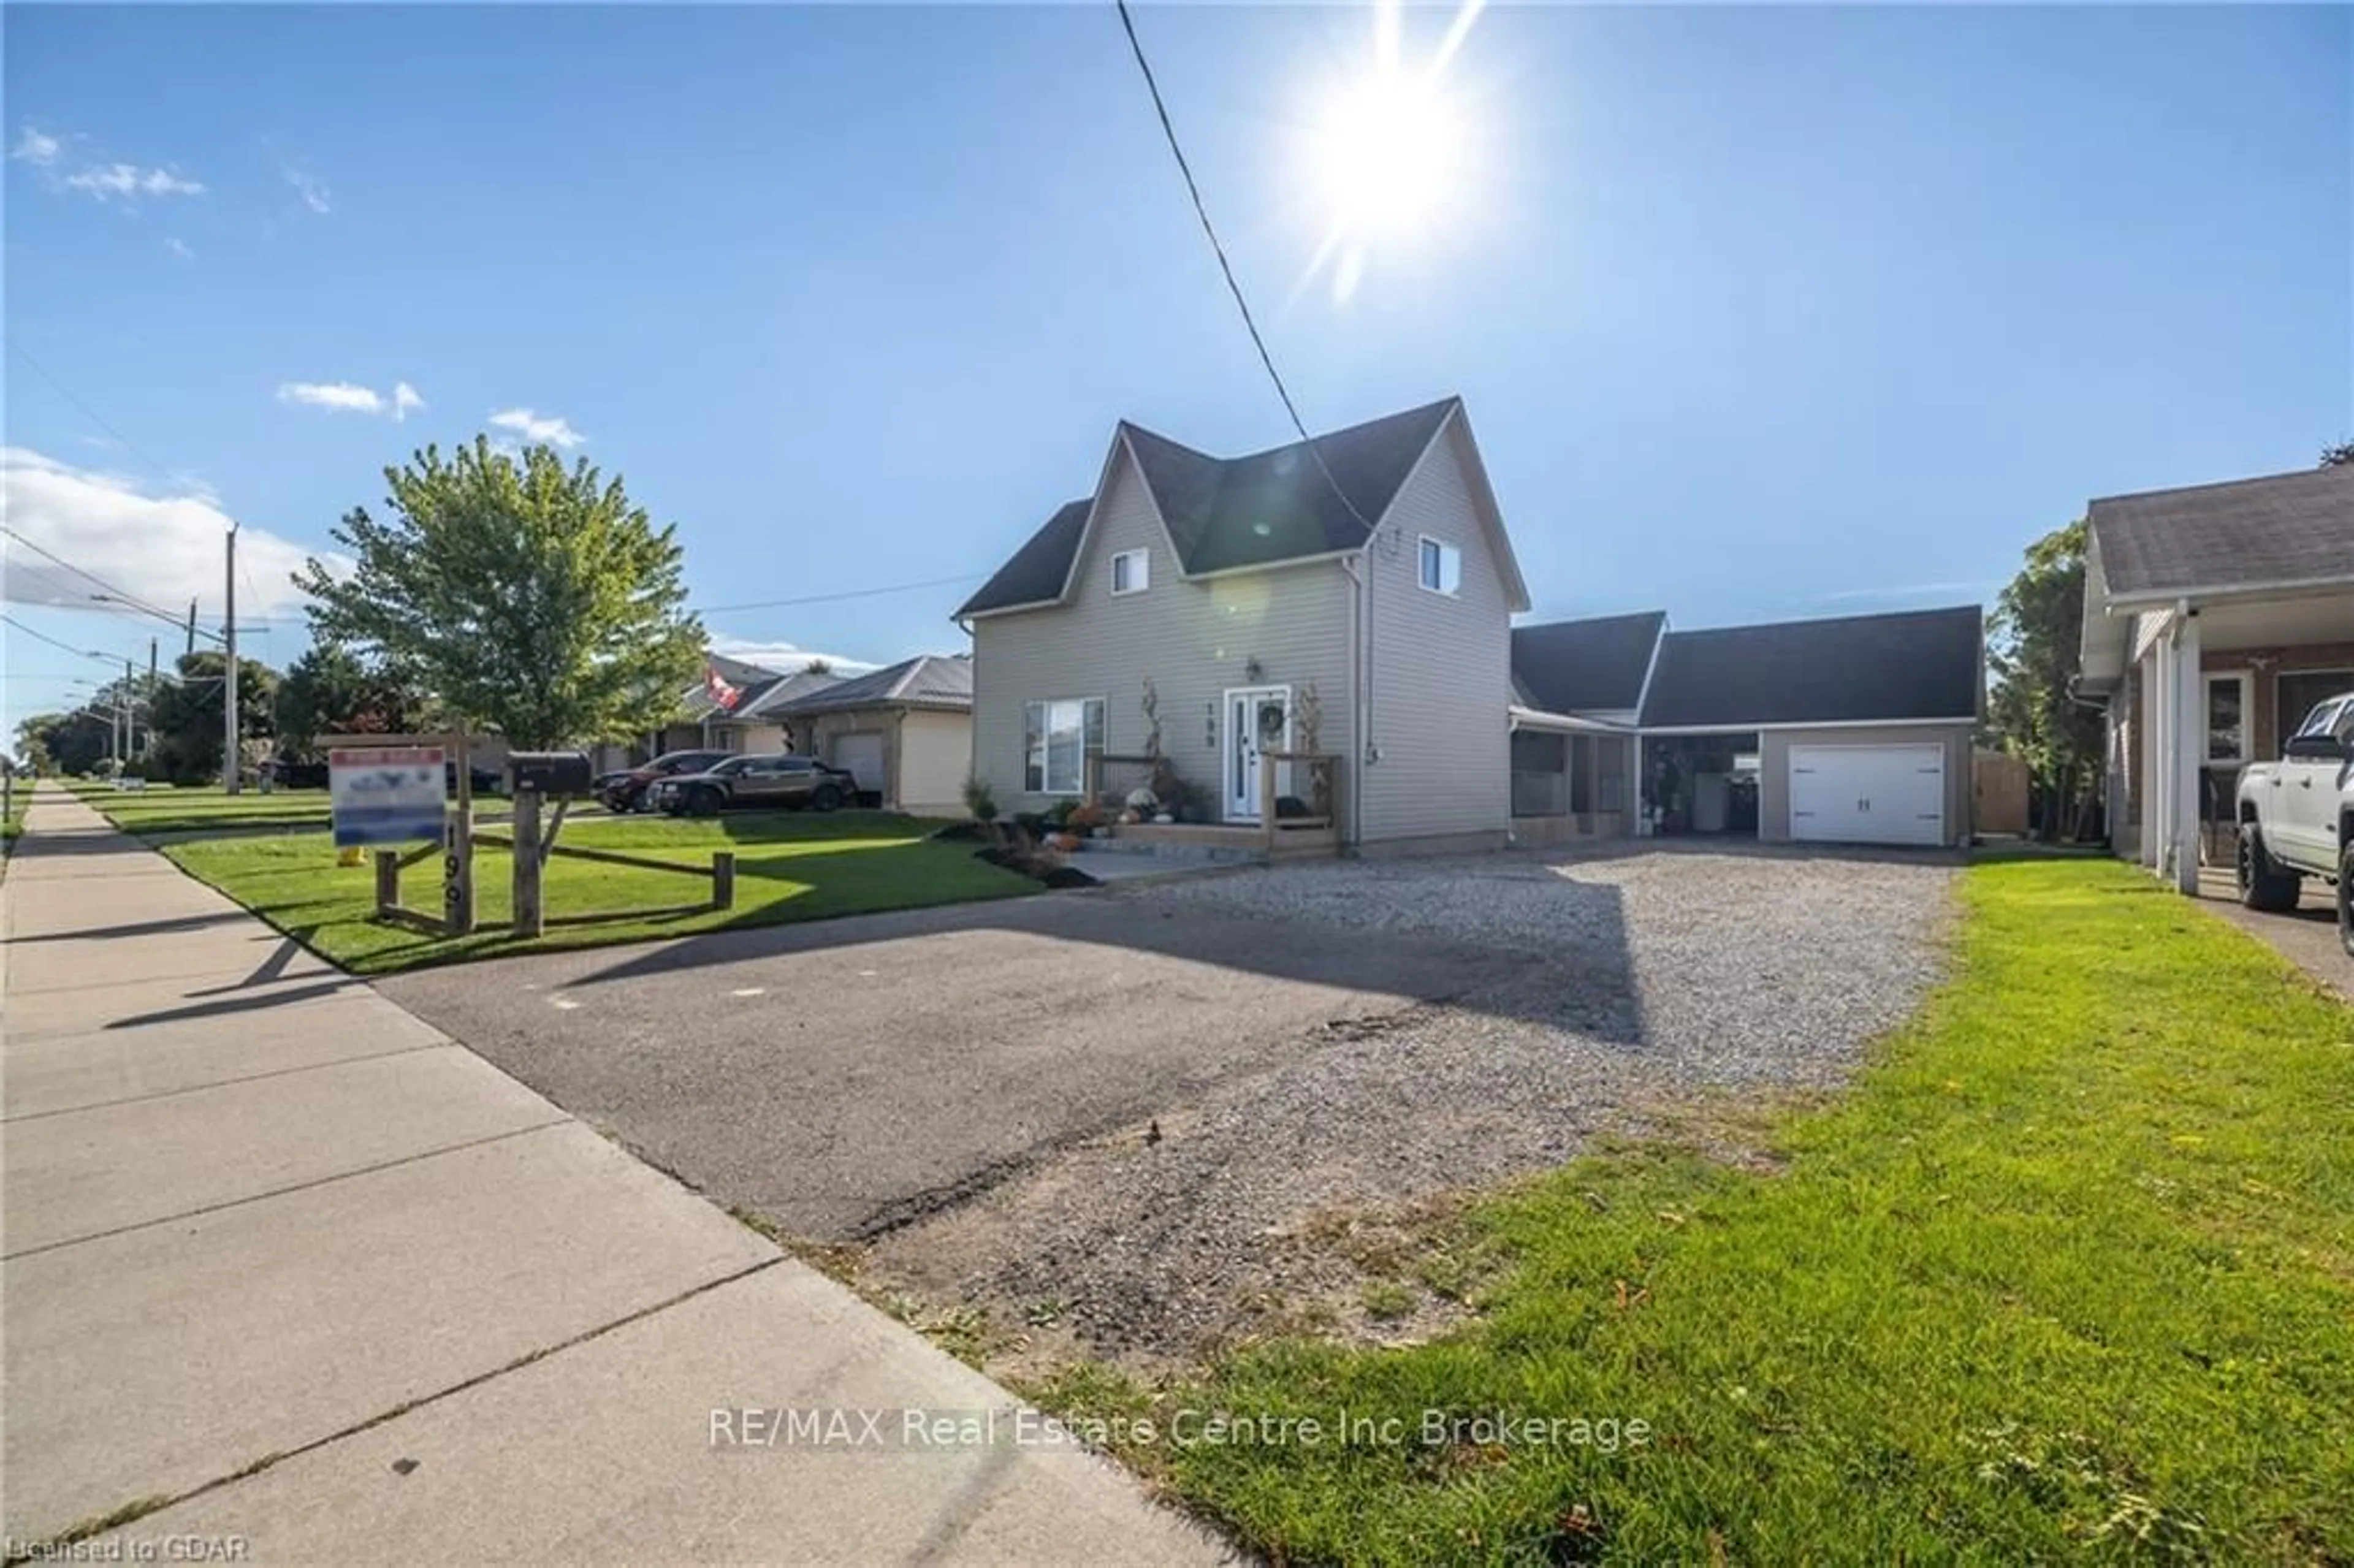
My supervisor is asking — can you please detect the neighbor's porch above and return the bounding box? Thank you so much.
[2108,587,2354,889]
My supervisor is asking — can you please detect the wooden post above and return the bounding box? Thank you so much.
[443,727,476,935]
[512,784,545,938]
[374,850,400,916]
[712,851,736,911]
[1260,752,1277,852]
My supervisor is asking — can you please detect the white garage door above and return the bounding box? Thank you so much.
[830,733,886,796]
[1788,744,1945,847]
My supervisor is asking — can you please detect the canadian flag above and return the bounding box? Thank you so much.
[704,666,742,711]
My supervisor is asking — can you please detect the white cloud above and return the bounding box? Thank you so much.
[487,408,585,448]
[278,379,425,421]
[164,236,194,261]
[61,161,205,201]
[286,167,331,215]
[707,636,877,676]
[279,381,386,414]
[0,447,345,620]
[13,126,61,167]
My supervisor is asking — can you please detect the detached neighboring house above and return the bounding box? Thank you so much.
[2078,463,2354,892]
[764,654,974,815]
[954,398,1531,851]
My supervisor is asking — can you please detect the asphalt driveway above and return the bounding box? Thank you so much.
[377,844,1956,1266]
[376,886,1532,1240]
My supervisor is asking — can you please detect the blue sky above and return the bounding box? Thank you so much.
[5,2,2348,742]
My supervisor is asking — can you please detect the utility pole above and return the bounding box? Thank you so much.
[124,657,136,761]
[148,639,158,759]
[185,600,197,660]
[224,523,240,793]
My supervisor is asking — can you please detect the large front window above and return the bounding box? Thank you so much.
[1024,698,1104,794]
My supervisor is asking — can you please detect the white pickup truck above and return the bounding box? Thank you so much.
[2234,689,2354,956]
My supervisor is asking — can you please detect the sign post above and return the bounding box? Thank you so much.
[511,783,544,938]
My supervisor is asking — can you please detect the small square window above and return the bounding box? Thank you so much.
[1111,548,1150,596]
[1418,537,1461,595]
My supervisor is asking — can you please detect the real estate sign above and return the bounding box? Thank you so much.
[329,746,448,847]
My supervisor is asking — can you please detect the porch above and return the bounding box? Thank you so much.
[1084,748,1342,861]
[1508,709,1634,845]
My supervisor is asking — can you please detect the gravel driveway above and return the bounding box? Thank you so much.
[864,842,1956,1366]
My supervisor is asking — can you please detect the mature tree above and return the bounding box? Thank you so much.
[274,642,425,761]
[145,652,278,785]
[15,710,110,775]
[2322,439,2354,467]
[1987,519,2105,840]
[802,657,834,676]
[293,439,704,749]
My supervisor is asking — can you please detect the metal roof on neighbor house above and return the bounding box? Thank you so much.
[764,653,972,715]
[954,399,1463,618]
[2087,463,2354,599]
[1510,611,1667,714]
[1637,605,1984,728]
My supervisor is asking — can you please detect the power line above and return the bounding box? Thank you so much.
[1,613,120,666]
[691,573,985,617]
[1112,0,1374,534]
[0,527,225,642]
[4,336,189,494]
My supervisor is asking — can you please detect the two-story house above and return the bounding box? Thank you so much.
[954,397,1532,851]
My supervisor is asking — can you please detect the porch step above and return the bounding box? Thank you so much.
[1072,835,1265,865]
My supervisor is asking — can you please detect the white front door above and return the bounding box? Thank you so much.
[1788,744,1946,847]
[1223,686,1292,823]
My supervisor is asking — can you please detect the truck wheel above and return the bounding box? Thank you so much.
[2339,839,2353,958]
[690,787,720,819]
[2236,823,2301,913]
[812,785,842,813]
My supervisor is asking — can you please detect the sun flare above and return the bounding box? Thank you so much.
[1297,0,1485,302]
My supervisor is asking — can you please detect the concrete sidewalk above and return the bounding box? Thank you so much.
[2,785,1224,1564]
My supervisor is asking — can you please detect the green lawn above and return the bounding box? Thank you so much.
[1029,861,2354,1564]
[72,784,1035,973]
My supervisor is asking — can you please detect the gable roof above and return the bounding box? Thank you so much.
[765,653,972,715]
[2087,464,2354,601]
[1638,605,1984,729]
[722,666,842,723]
[1510,612,1667,714]
[955,398,1478,618]
[677,651,789,720]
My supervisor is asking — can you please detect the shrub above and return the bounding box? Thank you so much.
[961,774,999,823]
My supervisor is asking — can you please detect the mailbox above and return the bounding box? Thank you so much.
[508,751,594,796]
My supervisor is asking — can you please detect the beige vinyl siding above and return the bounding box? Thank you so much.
[897,708,973,815]
[970,445,1357,820]
[1360,418,1514,844]
[1756,723,1975,845]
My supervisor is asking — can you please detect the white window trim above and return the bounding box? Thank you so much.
[1417,535,1462,597]
[1110,547,1149,596]
[1024,696,1103,796]
[2203,670,2252,764]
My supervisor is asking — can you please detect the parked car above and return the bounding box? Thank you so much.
[655,754,859,816]
[446,759,505,797]
[2233,689,2354,954]
[597,750,732,813]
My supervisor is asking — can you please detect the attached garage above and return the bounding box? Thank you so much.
[828,731,887,795]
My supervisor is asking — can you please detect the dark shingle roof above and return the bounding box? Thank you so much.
[956,399,1461,617]
[955,499,1092,618]
[766,653,972,715]
[1638,606,1984,728]
[1510,612,1667,714]
[2089,465,2354,598]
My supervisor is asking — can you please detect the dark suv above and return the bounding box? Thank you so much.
[598,750,732,813]
[655,755,859,816]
